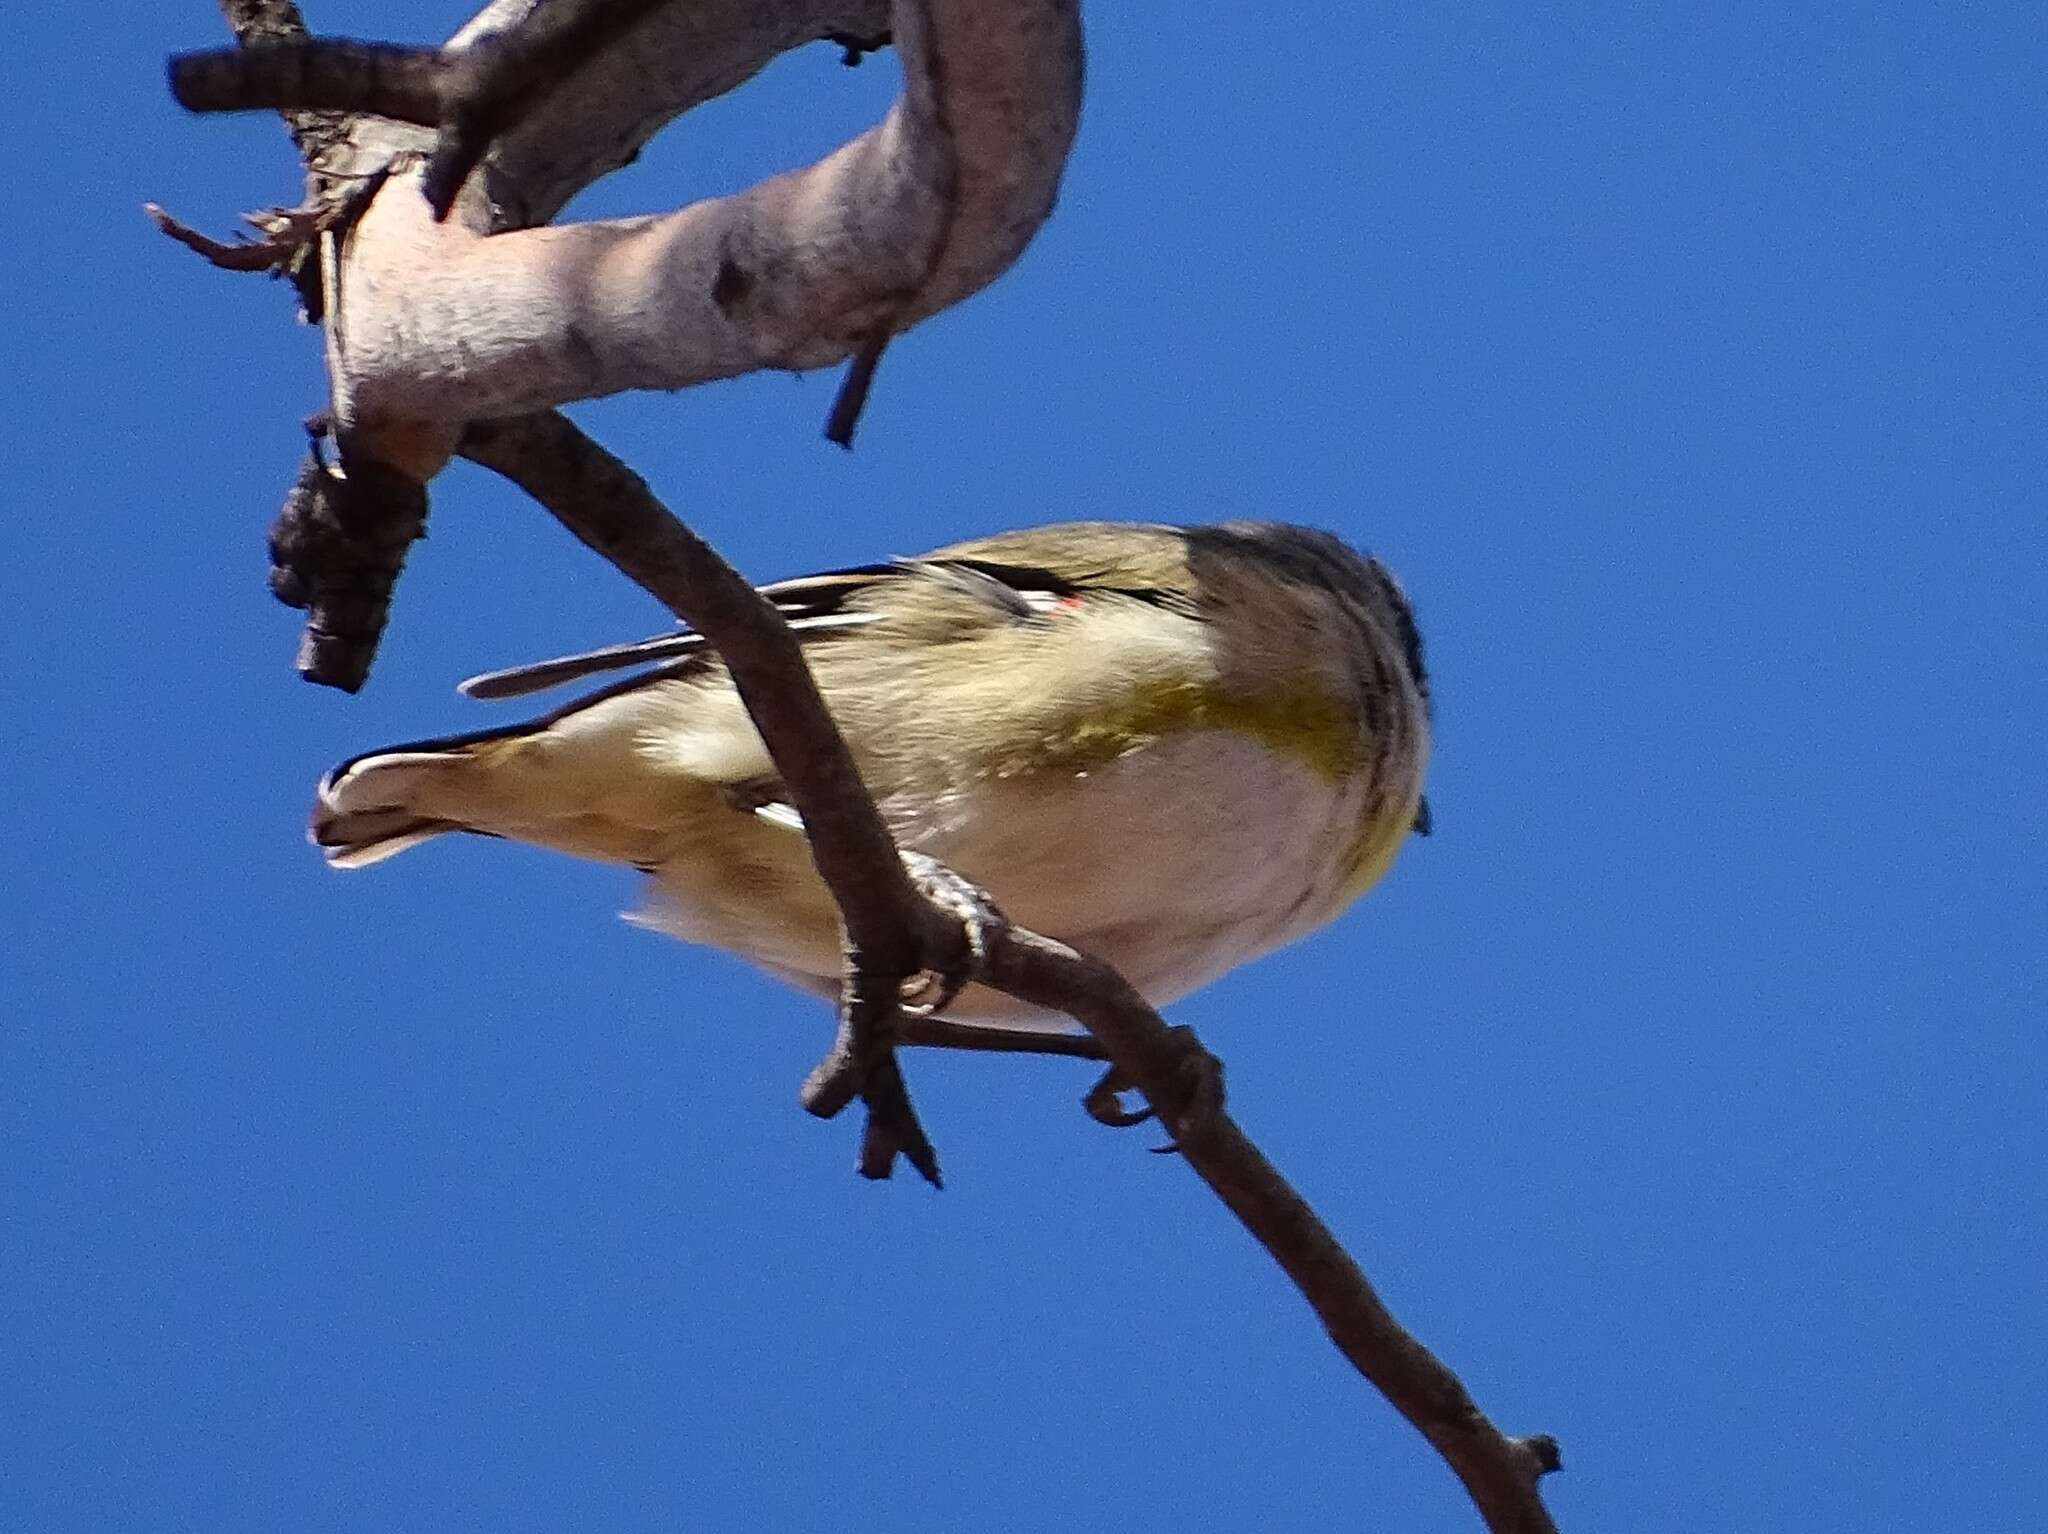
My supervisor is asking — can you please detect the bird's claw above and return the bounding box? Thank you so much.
[897,850,1005,1017]
[1084,1066,1155,1127]
[1083,1026,1225,1147]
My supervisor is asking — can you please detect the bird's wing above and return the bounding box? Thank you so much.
[459,526,1193,701]
[457,564,902,699]
[917,522,1193,610]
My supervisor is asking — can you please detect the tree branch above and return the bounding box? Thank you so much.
[983,929,1565,1531]
[266,432,429,692]
[455,413,929,968]
[457,409,1560,1532]
[173,37,447,126]
[177,5,1559,1525]
[436,0,898,233]
[210,0,354,170]
[897,1017,1107,1060]
[173,0,1082,426]
[206,1,897,234]
[171,0,1059,687]
[457,411,943,1182]
[183,2,683,220]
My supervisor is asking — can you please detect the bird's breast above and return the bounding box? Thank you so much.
[891,722,1416,1009]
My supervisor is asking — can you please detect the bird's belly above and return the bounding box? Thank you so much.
[899,730,1379,1022]
[639,729,1394,1030]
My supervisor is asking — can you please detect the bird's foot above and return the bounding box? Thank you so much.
[1083,1025,1225,1153]
[895,850,1006,1018]
[800,853,1011,1189]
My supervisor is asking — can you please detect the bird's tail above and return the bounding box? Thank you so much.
[311,735,519,868]
[311,680,717,873]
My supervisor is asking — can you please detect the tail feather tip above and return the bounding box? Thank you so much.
[312,752,457,869]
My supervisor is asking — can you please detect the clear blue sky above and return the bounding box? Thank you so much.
[4,4,2042,1530]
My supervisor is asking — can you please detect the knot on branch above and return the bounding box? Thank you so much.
[268,440,429,692]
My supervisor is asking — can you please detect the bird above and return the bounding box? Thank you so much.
[311,520,1431,1026]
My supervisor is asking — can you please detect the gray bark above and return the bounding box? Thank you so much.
[317,0,1080,438]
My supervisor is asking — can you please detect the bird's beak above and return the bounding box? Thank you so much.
[1412,796,1434,837]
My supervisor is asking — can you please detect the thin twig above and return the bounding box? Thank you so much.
[144,201,307,272]
[898,1018,1107,1059]
[824,328,893,449]
[456,410,1561,1531]
[455,415,928,962]
[982,929,1565,1532]
[189,1,677,219]
[457,413,940,1178]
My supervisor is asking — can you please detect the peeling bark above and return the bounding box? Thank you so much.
[189,0,1081,435]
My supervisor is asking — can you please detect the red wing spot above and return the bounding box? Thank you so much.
[1053,595,1086,615]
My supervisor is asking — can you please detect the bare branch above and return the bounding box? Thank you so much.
[458,2,897,231]
[897,1017,1107,1061]
[144,201,309,274]
[169,1,1074,685]
[983,930,1565,1532]
[414,0,679,220]
[175,0,1082,427]
[824,328,893,449]
[171,38,446,124]
[183,2,684,220]
[456,409,1562,1531]
[199,3,897,233]
[456,410,941,1175]
[199,3,905,238]
[454,412,929,966]
[211,0,356,172]
[179,6,1558,1525]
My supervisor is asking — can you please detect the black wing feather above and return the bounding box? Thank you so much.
[457,563,902,700]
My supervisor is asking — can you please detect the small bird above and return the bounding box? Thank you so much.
[312,521,1431,1025]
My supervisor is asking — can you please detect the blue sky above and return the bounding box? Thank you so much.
[4,3,2042,1529]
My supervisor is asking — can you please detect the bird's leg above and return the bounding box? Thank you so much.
[886,857,1226,1154]
[800,852,1011,1188]
[803,972,943,1186]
